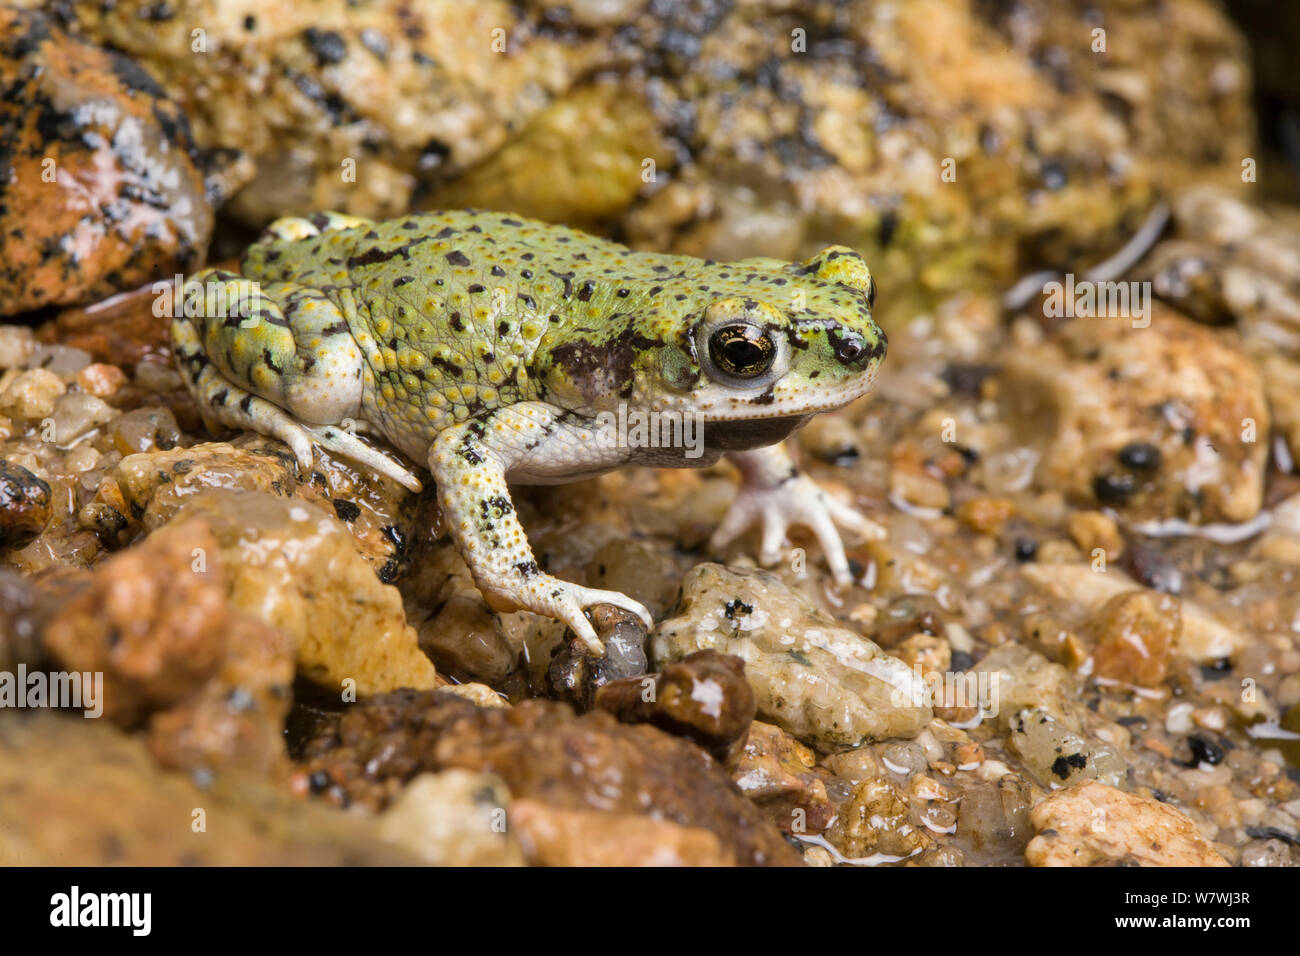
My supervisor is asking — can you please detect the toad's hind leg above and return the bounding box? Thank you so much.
[171,268,422,491]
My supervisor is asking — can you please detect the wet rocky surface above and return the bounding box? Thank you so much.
[0,713,416,865]
[1025,780,1230,867]
[35,0,1251,319]
[0,0,1298,867]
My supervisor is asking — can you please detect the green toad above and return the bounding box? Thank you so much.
[171,210,887,652]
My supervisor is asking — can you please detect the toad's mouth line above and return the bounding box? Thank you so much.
[688,370,879,423]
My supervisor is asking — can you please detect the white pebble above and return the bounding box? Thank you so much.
[1165,701,1195,734]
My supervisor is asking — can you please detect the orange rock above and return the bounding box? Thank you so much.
[74,363,128,399]
[41,519,293,775]
[1066,510,1125,561]
[957,496,1015,535]
[511,800,735,866]
[1142,736,1173,759]
[727,721,834,835]
[1090,590,1180,687]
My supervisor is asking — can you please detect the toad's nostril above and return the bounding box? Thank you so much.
[829,328,874,367]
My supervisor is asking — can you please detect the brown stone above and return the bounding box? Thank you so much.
[727,721,834,835]
[300,690,800,866]
[41,519,294,775]
[546,604,648,711]
[0,460,51,549]
[594,650,756,761]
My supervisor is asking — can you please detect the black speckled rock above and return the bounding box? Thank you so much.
[0,7,235,315]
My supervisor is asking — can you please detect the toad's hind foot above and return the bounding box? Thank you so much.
[172,301,421,492]
[304,423,423,492]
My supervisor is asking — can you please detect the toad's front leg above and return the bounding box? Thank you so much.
[429,402,652,654]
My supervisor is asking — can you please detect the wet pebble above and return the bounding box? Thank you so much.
[1089,589,1180,688]
[0,460,51,549]
[547,604,648,711]
[1026,781,1229,866]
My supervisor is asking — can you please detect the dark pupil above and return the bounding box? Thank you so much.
[710,326,773,377]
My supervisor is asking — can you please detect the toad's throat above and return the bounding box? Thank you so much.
[702,414,810,452]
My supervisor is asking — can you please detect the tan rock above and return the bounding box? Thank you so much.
[895,633,952,677]
[438,682,509,709]
[1026,781,1229,866]
[999,308,1267,524]
[1022,563,1247,663]
[377,771,524,866]
[973,643,1078,730]
[0,369,64,422]
[890,467,952,512]
[1066,510,1124,561]
[94,439,417,573]
[652,563,931,751]
[0,326,37,369]
[956,496,1015,535]
[1020,611,1088,668]
[170,490,438,696]
[0,715,413,865]
[826,777,930,861]
[822,745,885,784]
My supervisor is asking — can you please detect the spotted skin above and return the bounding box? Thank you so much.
[172,209,888,652]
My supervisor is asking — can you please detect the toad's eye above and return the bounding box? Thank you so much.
[708,324,776,379]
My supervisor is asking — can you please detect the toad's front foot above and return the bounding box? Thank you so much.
[710,445,885,585]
